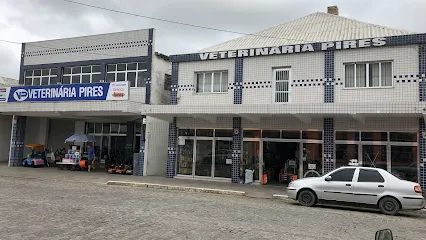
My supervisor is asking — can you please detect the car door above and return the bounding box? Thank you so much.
[352,168,387,205]
[319,168,356,202]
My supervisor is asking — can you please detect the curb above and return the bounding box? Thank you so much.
[272,194,289,200]
[107,181,248,196]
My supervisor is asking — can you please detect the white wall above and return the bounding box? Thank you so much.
[47,119,76,152]
[335,45,419,103]
[151,55,171,105]
[144,116,169,176]
[23,117,49,156]
[130,88,146,103]
[177,59,235,105]
[0,115,12,163]
[243,52,324,104]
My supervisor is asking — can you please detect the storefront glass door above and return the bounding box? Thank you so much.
[243,141,260,181]
[195,140,213,177]
[302,142,323,177]
[214,140,232,178]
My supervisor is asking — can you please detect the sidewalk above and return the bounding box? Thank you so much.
[0,164,288,199]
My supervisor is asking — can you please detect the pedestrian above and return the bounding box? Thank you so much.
[87,143,95,172]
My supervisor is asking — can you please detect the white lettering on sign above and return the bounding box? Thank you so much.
[78,86,104,97]
[198,37,387,60]
[27,86,77,99]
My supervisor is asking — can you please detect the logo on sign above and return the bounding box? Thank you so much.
[112,92,125,98]
[13,89,29,101]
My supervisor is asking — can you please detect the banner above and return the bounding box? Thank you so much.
[0,82,129,103]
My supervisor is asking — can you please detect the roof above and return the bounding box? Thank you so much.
[200,12,412,52]
[0,76,18,87]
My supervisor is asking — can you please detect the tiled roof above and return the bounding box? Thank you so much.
[0,76,18,87]
[200,12,412,52]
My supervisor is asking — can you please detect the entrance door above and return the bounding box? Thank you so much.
[243,141,260,181]
[110,136,126,164]
[301,142,323,178]
[262,141,299,183]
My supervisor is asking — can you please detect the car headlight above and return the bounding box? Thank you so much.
[288,182,296,188]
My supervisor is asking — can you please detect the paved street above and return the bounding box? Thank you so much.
[0,176,424,240]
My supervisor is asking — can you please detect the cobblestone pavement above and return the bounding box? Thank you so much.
[0,177,424,240]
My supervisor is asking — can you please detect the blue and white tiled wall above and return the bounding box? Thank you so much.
[9,116,26,167]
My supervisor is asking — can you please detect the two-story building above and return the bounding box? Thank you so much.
[142,7,426,191]
[0,29,171,176]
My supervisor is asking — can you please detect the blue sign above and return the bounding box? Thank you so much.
[1,82,129,103]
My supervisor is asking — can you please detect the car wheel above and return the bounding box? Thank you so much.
[298,190,317,207]
[379,197,401,215]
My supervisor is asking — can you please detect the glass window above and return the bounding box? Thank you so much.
[302,131,322,140]
[119,123,127,134]
[117,63,126,71]
[262,130,280,138]
[303,143,323,176]
[336,144,358,168]
[49,76,58,85]
[117,73,125,82]
[361,132,387,141]
[345,64,355,88]
[138,62,148,70]
[381,62,392,87]
[25,70,33,77]
[369,63,380,87]
[127,63,137,70]
[72,67,81,74]
[127,72,136,87]
[179,129,195,136]
[195,140,213,177]
[196,71,228,93]
[215,129,233,137]
[24,78,32,86]
[41,77,49,85]
[243,130,261,138]
[356,63,367,87]
[336,131,359,141]
[391,146,418,182]
[33,77,41,86]
[107,73,115,82]
[86,123,95,134]
[362,145,387,170]
[82,66,91,73]
[94,123,102,134]
[107,64,116,72]
[62,76,71,85]
[345,62,393,88]
[82,75,91,84]
[103,123,110,134]
[274,69,290,103]
[137,71,146,87]
[357,169,385,183]
[281,131,300,139]
[92,65,101,73]
[329,168,355,182]
[33,69,41,76]
[196,129,213,137]
[135,122,142,135]
[92,74,101,83]
[178,139,194,175]
[50,68,58,75]
[42,69,49,76]
[214,140,232,178]
[72,75,80,84]
[63,67,72,75]
[110,123,119,133]
[390,132,417,142]
[243,141,260,181]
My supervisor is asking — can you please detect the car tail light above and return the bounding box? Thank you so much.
[414,185,422,194]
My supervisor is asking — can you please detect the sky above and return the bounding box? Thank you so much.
[1,0,426,79]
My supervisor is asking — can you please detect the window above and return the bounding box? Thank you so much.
[24,68,58,86]
[106,62,147,87]
[63,65,101,84]
[273,68,290,103]
[357,169,385,183]
[196,71,228,93]
[345,62,392,88]
[164,74,171,91]
[329,168,355,182]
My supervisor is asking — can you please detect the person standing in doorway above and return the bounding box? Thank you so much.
[87,144,95,172]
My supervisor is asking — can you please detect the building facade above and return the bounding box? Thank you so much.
[142,10,426,192]
[0,29,171,176]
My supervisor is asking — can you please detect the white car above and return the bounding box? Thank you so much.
[287,166,425,215]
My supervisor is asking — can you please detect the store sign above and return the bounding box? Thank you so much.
[199,37,386,60]
[0,82,129,103]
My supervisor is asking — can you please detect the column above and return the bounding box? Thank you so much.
[323,118,335,173]
[419,118,426,194]
[137,119,146,176]
[166,119,177,178]
[8,116,26,167]
[324,50,335,103]
[232,117,242,183]
[419,44,426,101]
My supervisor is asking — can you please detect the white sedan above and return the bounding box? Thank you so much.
[287,166,425,215]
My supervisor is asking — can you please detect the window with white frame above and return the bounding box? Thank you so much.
[24,68,58,86]
[273,68,291,103]
[345,62,392,88]
[106,62,148,87]
[196,71,228,93]
[63,65,101,85]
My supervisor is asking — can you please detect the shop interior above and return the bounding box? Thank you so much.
[263,142,299,184]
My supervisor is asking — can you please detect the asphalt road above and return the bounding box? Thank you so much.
[0,176,424,240]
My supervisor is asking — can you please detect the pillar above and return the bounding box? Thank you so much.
[323,118,335,173]
[324,50,335,103]
[137,120,146,176]
[232,117,242,183]
[8,116,26,167]
[419,118,426,194]
[166,119,177,178]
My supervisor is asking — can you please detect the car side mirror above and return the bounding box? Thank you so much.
[375,229,393,240]
[325,176,332,181]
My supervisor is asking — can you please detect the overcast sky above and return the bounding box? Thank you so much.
[1,0,425,79]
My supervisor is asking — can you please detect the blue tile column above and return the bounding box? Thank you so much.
[137,120,146,176]
[166,62,179,178]
[19,43,25,85]
[9,116,26,167]
[419,118,426,195]
[324,50,335,103]
[419,44,426,101]
[232,58,244,183]
[323,118,335,173]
